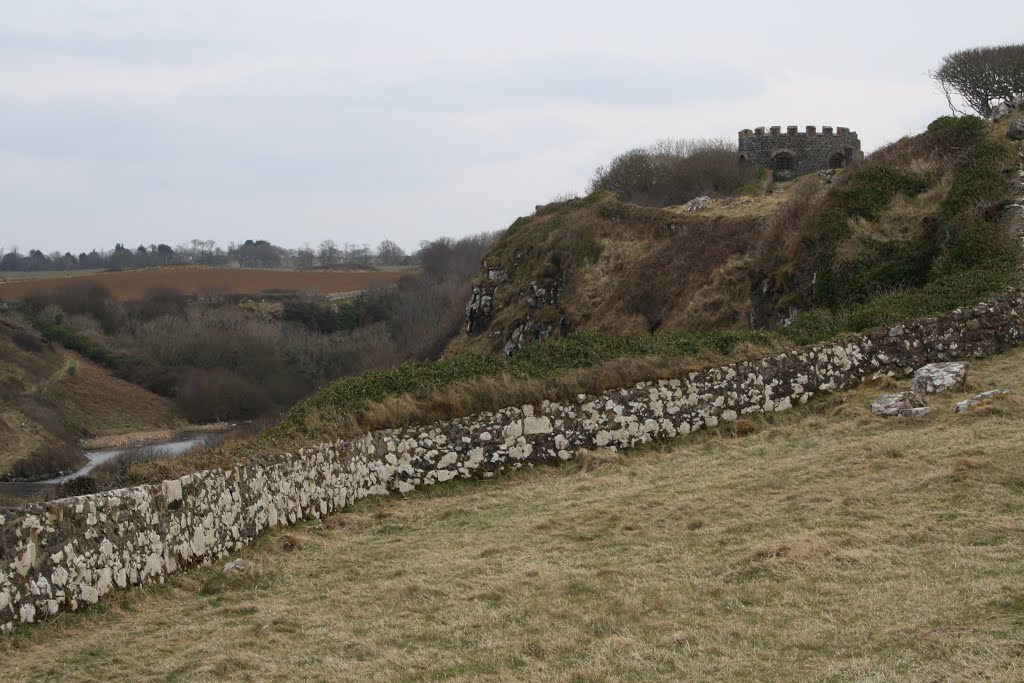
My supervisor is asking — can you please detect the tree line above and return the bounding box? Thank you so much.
[16,233,496,423]
[0,238,413,272]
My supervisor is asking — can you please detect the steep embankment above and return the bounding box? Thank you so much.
[751,113,1022,339]
[456,113,1022,355]
[0,316,181,479]
[453,180,805,355]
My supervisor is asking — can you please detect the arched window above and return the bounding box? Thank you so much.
[829,153,844,169]
[773,153,794,172]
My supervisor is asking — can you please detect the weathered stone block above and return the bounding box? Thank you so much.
[911,362,969,395]
[870,391,928,417]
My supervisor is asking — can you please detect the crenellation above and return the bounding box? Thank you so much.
[738,124,865,180]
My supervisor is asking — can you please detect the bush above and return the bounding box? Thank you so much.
[175,368,273,423]
[939,222,1018,274]
[778,310,840,346]
[845,268,1010,331]
[11,330,44,353]
[3,444,85,481]
[33,317,126,369]
[813,166,930,310]
[23,281,122,332]
[135,286,189,320]
[589,138,757,208]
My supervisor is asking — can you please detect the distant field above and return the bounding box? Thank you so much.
[0,269,106,282]
[0,267,410,301]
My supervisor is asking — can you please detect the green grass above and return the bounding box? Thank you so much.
[5,346,1024,681]
[277,328,778,437]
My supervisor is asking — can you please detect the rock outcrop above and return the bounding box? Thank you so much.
[1009,117,1024,142]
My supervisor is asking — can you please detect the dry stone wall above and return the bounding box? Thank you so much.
[3,290,1024,632]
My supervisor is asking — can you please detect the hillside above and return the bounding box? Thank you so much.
[0,315,181,478]
[5,346,1024,681]
[456,113,1022,356]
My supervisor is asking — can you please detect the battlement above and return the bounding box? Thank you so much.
[738,125,858,140]
[737,124,864,180]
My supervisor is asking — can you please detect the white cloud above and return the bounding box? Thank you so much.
[0,0,1022,254]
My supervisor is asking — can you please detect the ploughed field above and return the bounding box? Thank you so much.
[3,348,1024,681]
[0,267,408,301]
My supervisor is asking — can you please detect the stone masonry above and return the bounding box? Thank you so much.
[738,125,865,181]
[2,289,1024,633]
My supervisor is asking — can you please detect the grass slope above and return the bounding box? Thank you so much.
[0,316,181,476]
[5,348,1024,681]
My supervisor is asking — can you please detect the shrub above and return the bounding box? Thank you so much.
[23,281,122,332]
[175,368,273,423]
[3,444,85,481]
[778,310,840,346]
[812,166,930,310]
[33,318,126,369]
[11,330,44,353]
[939,221,1018,274]
[135,286,189,320]
[589,138,757,208]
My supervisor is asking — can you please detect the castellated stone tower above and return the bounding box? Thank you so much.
[737,125,864,181]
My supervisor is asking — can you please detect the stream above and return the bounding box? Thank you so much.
[0,436,210,501]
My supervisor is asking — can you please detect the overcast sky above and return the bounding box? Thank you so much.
[1,1,1022,256]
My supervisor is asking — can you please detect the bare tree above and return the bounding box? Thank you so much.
[931,44,1024,117]
[318,239,340,268]
[294,244,315,269]
[376,239,407,266]
[342,243,372,266]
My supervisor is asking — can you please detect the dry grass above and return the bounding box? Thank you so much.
[5,348,1024,681]
[665,178,804,220]
[667,254,753,330]
[834,180,951,265]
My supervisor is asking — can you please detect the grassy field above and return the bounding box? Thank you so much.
[3,347,1024,681]
[0,266,409,301]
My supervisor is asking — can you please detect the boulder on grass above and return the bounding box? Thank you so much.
[871,391,930,418]
[1008,117,1024,142]
[223,558,252,574]
[992,102,1011,121]
[911,362,969,396]
[954,389,1012,413]
[682,195,712,212]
